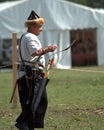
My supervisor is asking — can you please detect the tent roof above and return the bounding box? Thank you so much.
[0,1,23,11]
[0,0,104,38]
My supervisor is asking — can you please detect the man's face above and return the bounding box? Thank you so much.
[32,25,43,36]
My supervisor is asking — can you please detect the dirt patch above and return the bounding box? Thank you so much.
[48,105,104,116]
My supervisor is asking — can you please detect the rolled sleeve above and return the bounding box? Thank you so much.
[26,37,41,56]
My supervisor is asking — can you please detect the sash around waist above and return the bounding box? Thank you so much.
[19,64,44,72]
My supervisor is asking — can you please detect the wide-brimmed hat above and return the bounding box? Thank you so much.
[25,10,44,27]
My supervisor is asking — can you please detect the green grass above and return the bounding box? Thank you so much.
[0,66,104,130]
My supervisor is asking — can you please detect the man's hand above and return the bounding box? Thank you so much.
[47,45,57,52]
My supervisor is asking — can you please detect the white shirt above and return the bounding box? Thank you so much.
[17,32,45,79]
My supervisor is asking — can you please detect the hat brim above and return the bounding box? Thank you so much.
[25,18,44,27]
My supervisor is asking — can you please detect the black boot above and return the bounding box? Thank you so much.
[29,128,34,130]
[15,122,29,130]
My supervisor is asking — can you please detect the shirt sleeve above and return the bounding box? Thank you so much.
[26,36,41,56]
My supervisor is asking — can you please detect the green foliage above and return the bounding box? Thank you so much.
[65,0,104,8]
[0,67,104,130]
[66,0,87,6]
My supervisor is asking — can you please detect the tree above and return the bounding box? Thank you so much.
[65,0,104,8]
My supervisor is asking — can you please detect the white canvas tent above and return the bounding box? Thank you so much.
[0,0,104,68]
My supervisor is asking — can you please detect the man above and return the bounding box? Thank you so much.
[15,10,57,130]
